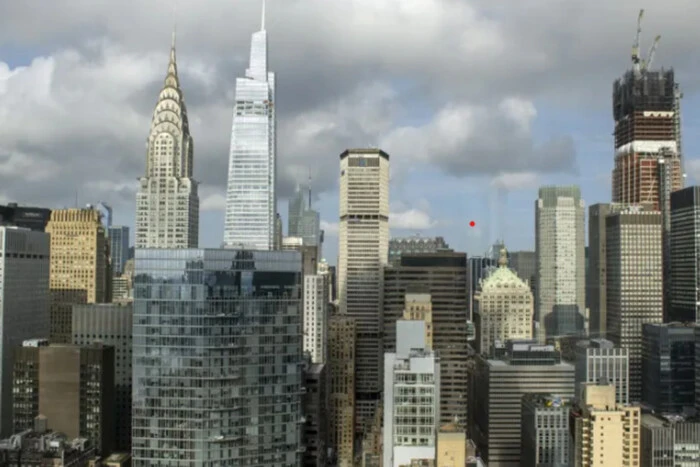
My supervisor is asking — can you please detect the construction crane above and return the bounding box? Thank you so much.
[642,35,661,73]
[631,9,644,76]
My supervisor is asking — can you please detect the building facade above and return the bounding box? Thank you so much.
[642,323,696,414]
[131,249,303,465]
[135,35,199,249]
[571,383,641,467]
[223,12,276,250]
[473,248,533,355]
[72,302,133,451]
[670,186,700,323]
[0,203,51,231]
[641,414,700,467]
[508,250,536,299]
[289,184,322,250]
[0,227,50,436]
[574,338,629,404]
[535,186,586,341]
[388,235,449,266]
[383,252,469,426]
[46,208,109,344]
[108,226,130,276]
[328,314,356,467]
[301,361,329,467]
[338,148,390,430]
[520,394,570,467]
[303,274,328,364]
[13,340,115,454]
[606,209,663,402]
[472,341,575,465]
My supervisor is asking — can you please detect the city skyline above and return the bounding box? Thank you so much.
[2,1,700,263]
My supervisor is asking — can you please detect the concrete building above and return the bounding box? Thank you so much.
[384,252,469,426]
[304,274,329,364]
[436,423,466,467]
[135,34,199,249]
[606,208,663,402]
[71,303,133,452]
[388,235,450,266]
[642,323,697,414]
[301,361,329,467]
[403,291,433,349]
[641,414,700,466]
[46,208,109,343]
[535,186,586,341]
[338,148,390,430]
[574,338,629,404]
[0,427,97,467]
[328,313,356,467]
[670,186,700,323]
[131,249,303,466]
[571,383,641,467]
[0,203,51,231]
[107,226,129,276]
[472,341,575,465]
[0,227,50,436]
[520,394,570,467]
[12,340,115,454]
[383,320,440,467]
[223,9,276,250]
[474,248,533,355]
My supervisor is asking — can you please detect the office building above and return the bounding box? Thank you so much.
[282,236,319,275]
[606,208,663,402]
[135,34,199,249]
[388,235,449,265]
[0,427,97,467]
[436,423,466,467]
[588,203,639,337]
[383,320,440,467]
[384,252,469,426]
[571,383,641,467]
[472,341,575,465]
[223,9,276,250]
[46,208,109,344]
[403,290,433,349]
[13,340,115,454]
[670,186,700,323]
[72,303,133,451]
[535,186,586,341]
[304,274,328,364]
[473,248,533,355]
[289,183,322,251]
[575,338,629,404]
[642,323,696,414]
[641,414,700,466]
[131,249,303,465]
[0,203,51,231]
[107,226,129,276]
[697,326,700,414]
[96,202,112,229]
[520,394,570,467]
[338,148,390,429]
[468,256,495,317]
[328,313,356,467]
[302,361,329,467]
[508,249,536,298]
[0,227,50,437]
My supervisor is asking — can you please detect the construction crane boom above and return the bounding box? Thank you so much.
[632,9,644,74]
[643,35,661,72]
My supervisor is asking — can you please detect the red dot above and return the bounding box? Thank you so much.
[469,221,476,227]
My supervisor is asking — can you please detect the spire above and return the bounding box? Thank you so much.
[261,0,266,31]
[167,27,178,80]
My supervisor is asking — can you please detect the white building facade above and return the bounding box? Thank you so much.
[383,320,440,467]
[575,339,629,404]
[135,34,199,249]
[303,274,328,364]
[338,148,390,429]
[0,227,50,436]
[223,12,276,250]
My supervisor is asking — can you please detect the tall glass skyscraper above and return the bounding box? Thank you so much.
[108,226,130,275]
[223,6,276,250]
[131,248,303,466]
[288,184,321,248]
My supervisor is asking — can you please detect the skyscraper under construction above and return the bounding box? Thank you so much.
[611,10,683,209]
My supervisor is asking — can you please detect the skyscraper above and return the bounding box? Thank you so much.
[574,338,629,404]
[0,227,50,437]
[328,314,356,467]
[108,226,130,276]
[338,148,389,431]
[670,186,700,323]
[606,208,663,402]
[135,33,199,249]
[535,186,586,341]
[131,249,303,465]
[223,6,276,250]
[288,183,321,249]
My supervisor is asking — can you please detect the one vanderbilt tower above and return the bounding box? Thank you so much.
[223,1,277,250]
[135,32,199,248]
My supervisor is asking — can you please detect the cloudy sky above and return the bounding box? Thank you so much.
[2,0,700,263]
